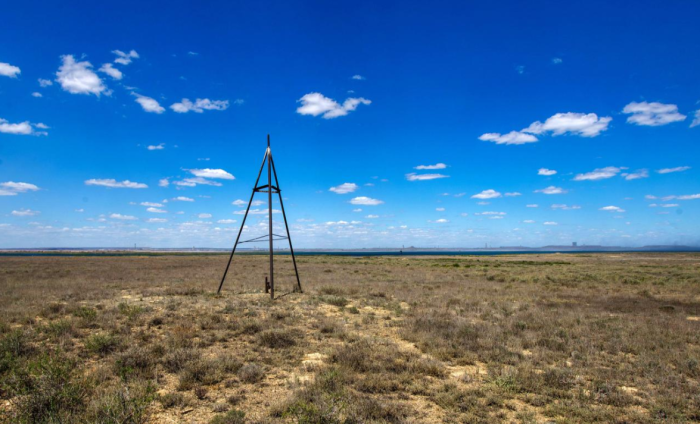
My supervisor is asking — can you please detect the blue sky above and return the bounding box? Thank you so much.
[1,0,699,248]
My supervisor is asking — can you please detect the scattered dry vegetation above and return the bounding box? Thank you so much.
[1,253,699,422]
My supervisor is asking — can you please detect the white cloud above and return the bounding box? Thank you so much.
[38,78,53,87]
[173,196,194,202]
[436,207,445,211]
[483,112,611,145]
[112,49,139,65]
[190,168,234,180]
[159,178,170,187]
[535,186,567,195]
[170,98,229,113]
[174,177,222,187]
[0,181,39,196]
[75,209,84,212]
[147,143,165,150]
[623,101,686,126]
[621,169,648,181]
[0,118,46,136]
[146,218,167,223]
[477,211,506,216]
[543,221,558,225]
[479,131,538,145]
[677,193,700,200]
[430,218,449,223]
[232,199,264,207]
[56,55,107,96]
[133,93,165,114]
[198,213,212,219]
[405,173,449,181]
[600,206,625,213]
[353,208,362,212]
[552,58,563,65]
[414,163,447,170]
[573,166,623,181]
[505,192,521,197]
[538,168,557,176]
[551,204,581,210]
[296,92,371,119]
[524,112,611,137]
[146,207,167,213]
[11,209,40,217]
[657,166,690,174]
[661,203,679,208]
[217,219,237,224]
[0,62,21,78]
[99,63,122,80]
[140,202,162,207]
[329,183,358,194]
[350,196,384,206]
[85,179,147,189]
[32,92,43,98]
[351,75,365,80]
[110,213,137,220]
[691,110,700,128]
[471,189,501,199]
[526,204,539,208]
[366,214,379,218]
[523,220,536,223]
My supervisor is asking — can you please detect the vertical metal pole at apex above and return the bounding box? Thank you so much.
[217,134,303,299]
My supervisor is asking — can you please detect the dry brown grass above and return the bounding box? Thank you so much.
[1,253,699,423]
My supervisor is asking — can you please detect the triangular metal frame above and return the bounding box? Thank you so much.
[217,135,302,299]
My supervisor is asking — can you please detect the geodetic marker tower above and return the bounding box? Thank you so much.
[217,135,302,299]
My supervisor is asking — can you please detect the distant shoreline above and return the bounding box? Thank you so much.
[0,246,698,257]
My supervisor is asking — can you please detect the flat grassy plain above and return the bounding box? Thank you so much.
[1,253,699,423]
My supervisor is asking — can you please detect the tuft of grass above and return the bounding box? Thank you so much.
[85,333,121,356]
[257,329,296,349]
[209,409,246,424]
[237,363,264,383]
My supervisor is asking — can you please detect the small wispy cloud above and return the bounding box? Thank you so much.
[0,62,21,78]
[623,101,686,126]
[189,169,234,180]
[296,92,371,119]
[535,186,567,195]
[171,98,229,113]
[350,196,384,206]
[11,209,40,217]
[0,182,40,196]
[405,173,449,181]
[329,183,358,194]
[599,205,625,213]
[414,163,447,170]
[112,49,139,65]
[538,168,557,176]
[133,93,165,114]
[621,169,648,180]
[110,213,137,220]
[657,166,690,174]
[573,166,623,181]
[471,189,501,199]
[85,179,147,189]
[147,143,165,151]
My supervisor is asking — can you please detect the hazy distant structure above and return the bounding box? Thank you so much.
[572,242,578,247]
[217,135,302,299]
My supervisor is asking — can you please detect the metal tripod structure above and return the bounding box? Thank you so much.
[217,135,302,299]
